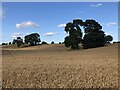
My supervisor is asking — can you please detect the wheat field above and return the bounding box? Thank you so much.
[2,44,119,88]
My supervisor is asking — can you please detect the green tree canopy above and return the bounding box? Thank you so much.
[64,19,113,49]
[41,41,48,45]
[64,19,83,49]
[51,41,54,44]
[105,35,113,43]
[83,19,106,49]
[24,33,41,46]
[12,37,23,47]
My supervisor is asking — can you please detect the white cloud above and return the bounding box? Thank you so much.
[16,21,40,29]
[12,33,21,38]
[107,22,117,27]
[91,3,102,7]
[43,32,58,36]
[58,24,66,28]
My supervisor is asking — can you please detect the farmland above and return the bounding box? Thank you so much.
[2,44,119,88]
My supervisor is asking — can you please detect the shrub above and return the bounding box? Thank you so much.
[59,42,61,44]
[41,41,48,45]
[51,41,54,44]
[2,43,7,45]
[113,42,116,43]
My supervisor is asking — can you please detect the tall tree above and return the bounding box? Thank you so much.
[83,19,106,49]
[64,19,83,49]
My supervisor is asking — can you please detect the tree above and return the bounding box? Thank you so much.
[105,35,113,43]
[83,19,106,49]
[12,39,16,44]
[9,42,11,45]
[64,19,83,49]
[51,41,54,44]
[117,41,120,43]
[2,43,7,45]
[16,37,23,47]
[59,42,61,44]
[41,41,48,45]
[64,19,113,49]
[24,33,41,46]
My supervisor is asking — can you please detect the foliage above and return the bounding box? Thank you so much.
[12,37,23,47]
[105,35,113,43]
[83,19,106,49]
[117,41,120,43]
[51,41,54,44]
[12,39,16,44]
[113,42,116,44]
[9,42,11,45]
[59,42,62,44]
[2,43,8,45]
[41,41,48,45]
[24,33,41,46]
[64,19,83,49]
[64,19,113,49]
[16,37,23,47]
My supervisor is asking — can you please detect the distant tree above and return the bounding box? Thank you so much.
[113,42,116,44]
[41,41,48,45]
[24,33,41,46]
[105,35,113,43]
[16,37,23,47]
[59,42,61,44]
[64,19,83,49]
[2,43,7,45]
[9,42,11,45]
[51,41,54,44]
[12,39,16,44]
[117,41,120,43]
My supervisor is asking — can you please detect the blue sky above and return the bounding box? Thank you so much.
[1,2,118,44]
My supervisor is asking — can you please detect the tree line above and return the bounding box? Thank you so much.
[9,33,57,47]
[2,19,114,49]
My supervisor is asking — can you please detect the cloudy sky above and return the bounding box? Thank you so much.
[1,2,118,43]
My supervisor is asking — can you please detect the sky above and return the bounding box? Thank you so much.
[1,2,118,44]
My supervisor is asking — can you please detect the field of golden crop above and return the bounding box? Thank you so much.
[2,44,119,88]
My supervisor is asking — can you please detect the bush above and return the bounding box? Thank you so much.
[113,42,116,44]
[2,43,8,45]
[59,42,61,44]
[9,42,11,45]
[51,41,54,44]
[41,41,48,45]
[117,41,120,43]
